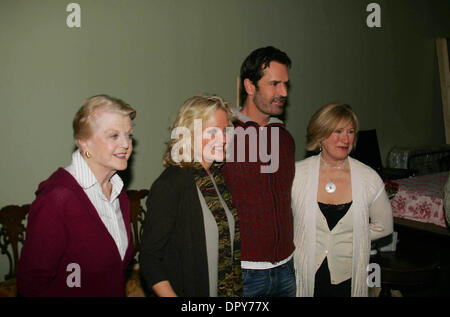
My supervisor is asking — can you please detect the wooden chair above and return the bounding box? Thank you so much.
[127,189,149,255]
[125,189,149,297]
[0,204,30,297]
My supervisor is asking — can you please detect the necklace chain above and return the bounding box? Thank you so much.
[320,153,347,193]
[319,153,347,169]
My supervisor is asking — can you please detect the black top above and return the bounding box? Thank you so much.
[318,201,353,231]
[139,166,210,297]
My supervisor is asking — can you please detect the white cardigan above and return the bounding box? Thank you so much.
[292,155,393,297]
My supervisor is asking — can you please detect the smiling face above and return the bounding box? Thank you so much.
[195,108,230,170]
[78,109,134,179]
[321,120,355,164]
[249,61,289,116]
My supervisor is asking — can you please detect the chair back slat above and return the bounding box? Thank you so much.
[126,190,149,256]
[0,204,29,280]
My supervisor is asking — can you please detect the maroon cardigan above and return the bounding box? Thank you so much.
[222,120,295,263]
[17,168,134,297]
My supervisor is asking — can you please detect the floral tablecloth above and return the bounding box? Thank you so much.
[390,172,449,227]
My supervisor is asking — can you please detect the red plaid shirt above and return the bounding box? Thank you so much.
[223,119,295,263]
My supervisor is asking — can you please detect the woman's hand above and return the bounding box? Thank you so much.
[152,280,178,297]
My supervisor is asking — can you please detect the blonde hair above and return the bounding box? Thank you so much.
[163,94,235,168]
[73,94,136,140]
[306,103,359,152]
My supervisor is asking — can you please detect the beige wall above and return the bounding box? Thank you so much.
[0,0,449,282]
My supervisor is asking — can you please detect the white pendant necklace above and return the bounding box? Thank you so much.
[325,181,337,194]
[320,153,347,194]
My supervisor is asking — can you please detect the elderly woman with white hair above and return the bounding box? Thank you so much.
[18,95,136,296]
[140,94,242,297]
[292,103,393,297]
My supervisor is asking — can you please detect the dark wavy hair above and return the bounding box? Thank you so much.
[239,46,291,106]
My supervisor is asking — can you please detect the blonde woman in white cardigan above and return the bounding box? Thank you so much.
[292,103,393,297]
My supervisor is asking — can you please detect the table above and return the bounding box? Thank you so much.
[390,172,449,228]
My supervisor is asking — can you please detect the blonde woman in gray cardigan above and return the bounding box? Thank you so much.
[292,103,393,297]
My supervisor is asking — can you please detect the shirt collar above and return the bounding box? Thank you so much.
[109,173,124,201]
[235,108,284,126]
[66,151,124,198]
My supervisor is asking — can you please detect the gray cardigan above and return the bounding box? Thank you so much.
[139,165,209,297]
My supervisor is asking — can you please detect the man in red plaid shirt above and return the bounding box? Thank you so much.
[223,46,296,297]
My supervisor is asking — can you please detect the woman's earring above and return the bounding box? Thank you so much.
[319,143,322,152]
[85,151,91,158]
